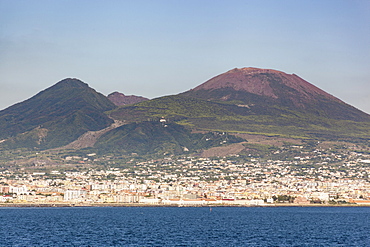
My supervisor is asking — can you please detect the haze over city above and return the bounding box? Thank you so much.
[1,0,369,113]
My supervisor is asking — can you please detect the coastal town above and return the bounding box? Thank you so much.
[1,141,370,207]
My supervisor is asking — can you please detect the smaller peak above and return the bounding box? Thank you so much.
[108,92,126,97]
[54,78,89,89]
[107,92,149,106]
[60,77,83,81]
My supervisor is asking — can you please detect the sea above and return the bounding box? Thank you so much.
[0,206,369,246]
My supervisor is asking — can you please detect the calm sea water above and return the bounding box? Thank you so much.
[0,206,369,246]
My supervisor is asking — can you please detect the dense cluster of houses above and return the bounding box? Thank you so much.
[1,148,370,206]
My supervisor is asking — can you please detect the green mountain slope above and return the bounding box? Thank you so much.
[95,121,243,156]
[109,94,370,140]
[0,78,116,149]
[109,68,370,141]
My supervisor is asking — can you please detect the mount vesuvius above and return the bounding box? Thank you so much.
[1,68,369,155]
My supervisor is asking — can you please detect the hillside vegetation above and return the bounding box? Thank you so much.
[109,95,370,141]
[95,121,244,156]
[1,68,369,157]
[0,79,116,149]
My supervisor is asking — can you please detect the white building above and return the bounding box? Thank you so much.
[64,190,87,201]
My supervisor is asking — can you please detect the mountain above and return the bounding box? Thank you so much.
[107,92,149,106]
[181,68,370,122]
[1,68,369,156]
[0,78,116,149]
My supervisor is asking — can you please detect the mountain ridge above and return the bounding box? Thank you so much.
[0,68,369,156]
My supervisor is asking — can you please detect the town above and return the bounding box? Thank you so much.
[1,142,370,207]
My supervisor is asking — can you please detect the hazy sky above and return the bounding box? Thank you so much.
[1,0,369,113]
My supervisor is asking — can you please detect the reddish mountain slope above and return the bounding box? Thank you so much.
[182,67,369,121]
[189,67,339,104]
[108,92,148,106]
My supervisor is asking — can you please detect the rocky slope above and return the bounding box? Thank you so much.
[181,68,370,121]
[187,68,338,103]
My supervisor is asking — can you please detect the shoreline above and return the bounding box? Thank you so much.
[0,203,369,208]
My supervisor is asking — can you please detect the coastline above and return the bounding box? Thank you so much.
[0,203,369,208]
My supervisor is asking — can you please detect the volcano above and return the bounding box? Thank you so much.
[1,68,369,153]
[181,67,370,121]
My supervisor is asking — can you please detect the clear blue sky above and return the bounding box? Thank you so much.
[1,0,369,113]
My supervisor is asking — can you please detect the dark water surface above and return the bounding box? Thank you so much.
[0,206,369,246]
